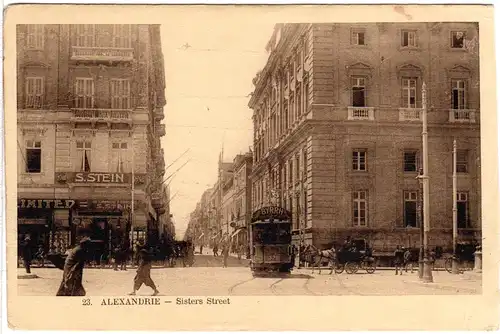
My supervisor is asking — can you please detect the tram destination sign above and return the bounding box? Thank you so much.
[251,206,291,223]
[18,199,75,209]
[69,172,131,184]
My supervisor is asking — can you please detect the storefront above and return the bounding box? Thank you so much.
[17,198,75,254]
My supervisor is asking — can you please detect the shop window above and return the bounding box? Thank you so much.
[25,140,41,173]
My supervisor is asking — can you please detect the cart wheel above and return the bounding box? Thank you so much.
[364,261,376,274]
[334,263,344,274]
[345,262,359,274]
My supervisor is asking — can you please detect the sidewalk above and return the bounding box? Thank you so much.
[401,270,481,294]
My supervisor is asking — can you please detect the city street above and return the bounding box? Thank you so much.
[18,255,481,296]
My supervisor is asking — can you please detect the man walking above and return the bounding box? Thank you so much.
[129,248,159,296]
[57,237,92,296]
[20,235,33,274]
[394,245,405,275]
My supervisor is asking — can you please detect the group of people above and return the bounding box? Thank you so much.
[211,242,247,267]
[56,237,160,296]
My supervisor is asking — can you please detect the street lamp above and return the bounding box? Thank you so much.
[421,82,434,283]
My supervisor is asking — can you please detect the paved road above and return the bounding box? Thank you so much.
[18,255,481,296]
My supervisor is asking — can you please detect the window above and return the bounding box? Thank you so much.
[25,140,41,173]
[451,79,467,109]
[456,149,468,173]
[303,149,308,180]
[26,25,44,49]
[402,77,418,108]
[113,24,132,48]
[451,31,466,49]
[296,87,302,117]
[404,191,418,227]
[296,193,301,229]
[75,78,95,109]
[353,191,367,226]
[111,142,128,173]
[351,31,365,45]
[76,141,92,172]
[295,155,300,181]
[403,150,419,172]
[303,189,308,225]
[75,24,96,47]
[351,77,366,107]
[457,192,469,228]
[401,30,417,47]
[25,77,44,109]
[352,150,366,171]
[110,79,131,109]
[288,160,293,186]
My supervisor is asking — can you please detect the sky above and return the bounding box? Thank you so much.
[160,22,275,239]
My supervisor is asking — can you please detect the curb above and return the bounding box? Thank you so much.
[18,274,39,279]
[402,279,479,294]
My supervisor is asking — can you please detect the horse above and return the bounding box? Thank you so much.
[302,245,337,275]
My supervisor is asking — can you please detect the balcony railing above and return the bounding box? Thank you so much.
[347,106,375,120]
[398,108,422,121]
[71,46,134,62]
[449,109,476,123]
[71,108,132,124]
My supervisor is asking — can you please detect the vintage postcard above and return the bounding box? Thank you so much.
[3,3,499,331]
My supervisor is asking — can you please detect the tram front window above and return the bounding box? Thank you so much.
[252,224,291,245]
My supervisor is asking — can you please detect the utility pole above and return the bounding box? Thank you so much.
[421,82,434,283]
[130,139,135,249]
[452,138,459,274]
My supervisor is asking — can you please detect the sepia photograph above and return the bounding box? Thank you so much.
[3,3,499,331]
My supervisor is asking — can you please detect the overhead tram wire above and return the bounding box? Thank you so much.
[165,148,190,172]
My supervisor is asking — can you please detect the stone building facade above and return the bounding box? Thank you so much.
[16,24,169,256]
[249,23,481,254]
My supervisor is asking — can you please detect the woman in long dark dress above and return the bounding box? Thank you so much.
[56,238,91,296]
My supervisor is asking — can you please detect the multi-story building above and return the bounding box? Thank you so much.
[16,24,169,256]
[249,23,481,254]
[230,152,253,254]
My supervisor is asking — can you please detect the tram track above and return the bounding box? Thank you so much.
[302,276,317,295]
[269,278,284,295]
[227,277,256,295]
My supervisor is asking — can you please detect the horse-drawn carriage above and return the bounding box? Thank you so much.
[333,238,376,274]
[302,238,376,275]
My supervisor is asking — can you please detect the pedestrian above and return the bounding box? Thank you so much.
[57,237,92,296]
[129,248,159,296]
[403,247,413,273]
[213,244,219,257]
[20,235,33,274]
[222,243,229,268]
[290,244,297,268]
[119,244,128,271]
[394,245,404,275]
[199,244,203,255]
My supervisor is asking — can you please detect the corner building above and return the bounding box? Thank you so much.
[249,23,481,255]
[17,24,168,255]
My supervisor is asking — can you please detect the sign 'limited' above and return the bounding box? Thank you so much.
[72,172,130,184]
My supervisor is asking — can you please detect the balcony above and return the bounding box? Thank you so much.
[347,107,375,121]
[157,124,166,137]
[154,107,165,121]
[71,108,132,125]
[398,108,422,121]
[71,46,134,62]
[449,109,476,123]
